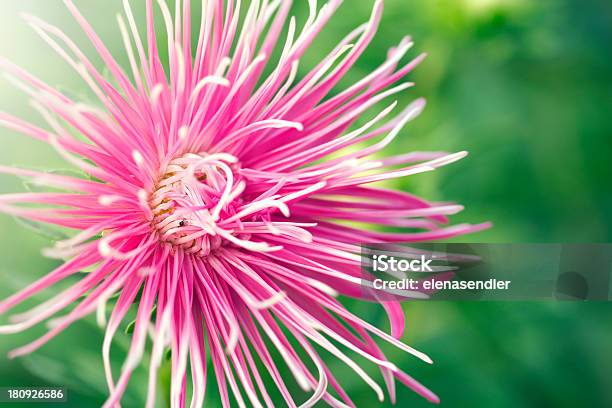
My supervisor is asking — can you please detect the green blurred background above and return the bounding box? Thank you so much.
[1,0,611,406]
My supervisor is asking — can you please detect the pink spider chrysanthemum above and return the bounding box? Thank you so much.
[0,0,489,407]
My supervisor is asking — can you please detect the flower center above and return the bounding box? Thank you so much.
[149,152,247,256]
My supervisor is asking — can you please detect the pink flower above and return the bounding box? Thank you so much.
[0,0,489,406]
